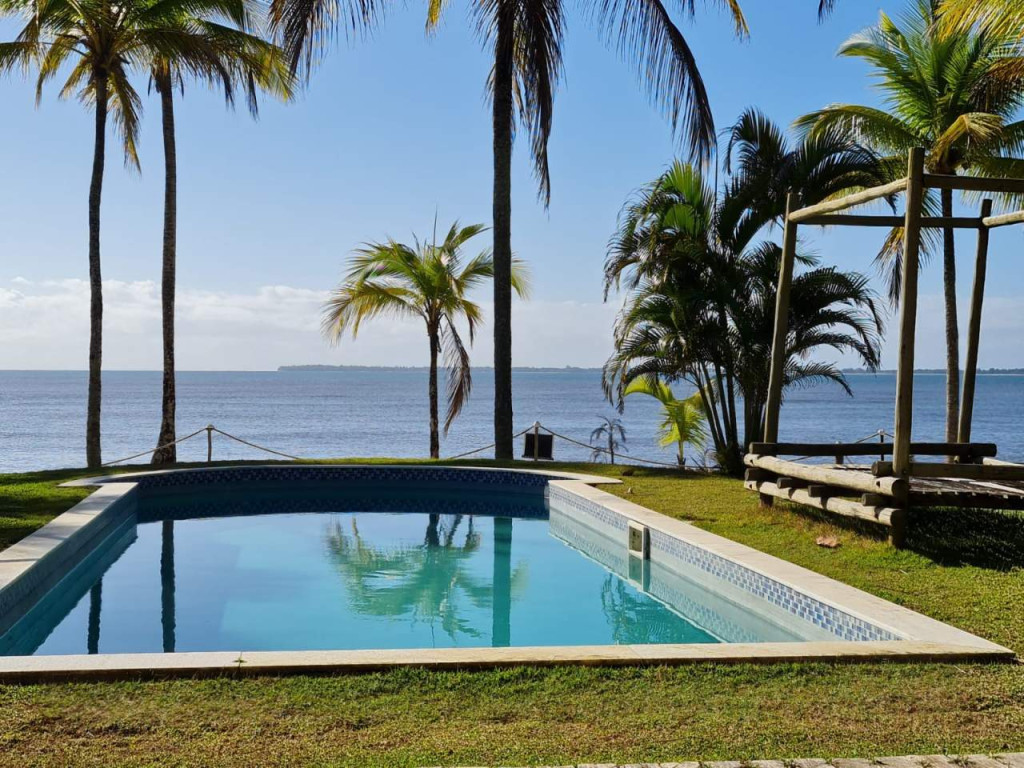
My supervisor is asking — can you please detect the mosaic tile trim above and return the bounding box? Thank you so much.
[549,487,897,643]
[140,491,547,523]
[643,570,768,644]
[550,512,775,644]
[548,485,628,532]
[126,466,553,492]
[648,529,898,642]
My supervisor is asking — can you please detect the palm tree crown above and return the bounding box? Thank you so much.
[0,0,291,468]
[603,147,884,473]
[322,222,529,457]
[795,0,1024,442]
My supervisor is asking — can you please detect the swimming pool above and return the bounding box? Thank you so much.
[0,466,1010,678]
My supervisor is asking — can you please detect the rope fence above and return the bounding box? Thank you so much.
[102,421,893,471]
[102,425,303,467]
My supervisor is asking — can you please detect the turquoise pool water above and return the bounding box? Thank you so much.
[0,486,816,655]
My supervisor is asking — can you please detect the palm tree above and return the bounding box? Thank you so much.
[603,158,883,473]
[322,222,529,458]
[795,0,1024,442]
[0,0,273,467]
[268,0,749,461]
[940,0,1024,42]
[150,9,293,465]
[624,379,706,466]
[590,416,627,464]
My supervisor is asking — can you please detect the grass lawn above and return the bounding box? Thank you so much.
[0,461,1022,768]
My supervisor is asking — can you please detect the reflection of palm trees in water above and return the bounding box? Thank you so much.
[325,514,526,645]
[600,575,690,645]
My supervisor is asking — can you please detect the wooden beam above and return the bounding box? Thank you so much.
[893,148,925,481]
[745,454,906,497]
[777,476,810,490]
[762,192,799,443]
[923,173,1024,195]
[959,199,992,444]
[744,467,774,483]
[982,210,1024,229]
[907,462,1024,481]
[983,458,1024,467]
[788,179,908,222]
[745,480,903,527]
[748,441,996,458]
[798,214,983,229]
[799,214,904,227]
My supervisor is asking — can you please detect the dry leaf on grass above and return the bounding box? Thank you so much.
[816,535,840,549]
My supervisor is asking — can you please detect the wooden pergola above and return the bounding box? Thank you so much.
[744,147,1024,547]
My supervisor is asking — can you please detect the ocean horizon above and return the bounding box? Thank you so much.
[2,368,1023,473]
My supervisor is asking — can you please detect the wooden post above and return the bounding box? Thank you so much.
[958,199,992,445]
[892,148,925,484]
[206,425,213,464]
[762,192,800,444]
[532,421,540,462]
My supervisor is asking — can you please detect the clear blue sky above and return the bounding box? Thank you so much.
[2,0,1023,370]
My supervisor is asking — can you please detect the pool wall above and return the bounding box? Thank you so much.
[0,465,1012,681]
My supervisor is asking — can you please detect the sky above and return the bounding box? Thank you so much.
[2,0,1023,371]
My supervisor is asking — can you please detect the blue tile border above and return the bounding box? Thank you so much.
[547,484,898,643]
[122,466,553,492]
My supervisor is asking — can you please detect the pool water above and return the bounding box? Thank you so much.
[0,488,814,655]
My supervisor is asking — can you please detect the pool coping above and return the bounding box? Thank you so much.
[0,465,1013,682]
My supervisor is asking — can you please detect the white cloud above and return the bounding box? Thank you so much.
[1,278,1021,370]
[0,279,620,370]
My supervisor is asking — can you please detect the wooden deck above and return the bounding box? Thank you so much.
[744,444,1024,546]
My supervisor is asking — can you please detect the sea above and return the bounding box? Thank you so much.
[1,369,1023,474]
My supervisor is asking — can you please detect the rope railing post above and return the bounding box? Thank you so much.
[532,421,540,462]
[206,425,214,464]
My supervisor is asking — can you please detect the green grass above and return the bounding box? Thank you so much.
[1,460,1023,767]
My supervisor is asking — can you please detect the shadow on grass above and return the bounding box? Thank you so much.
[905,506,1024,570]
[778,497,1024,570]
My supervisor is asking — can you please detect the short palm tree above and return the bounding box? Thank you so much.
[795,0,1024,442]
[0,0,274,467]
[269,0,749,461]
[624,378,706,466]
[590,416,627,464]
[150,9,293,465]
[322,222,529,458]
[603,159,883,473]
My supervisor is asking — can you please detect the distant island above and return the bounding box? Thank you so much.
[278,364,602,372]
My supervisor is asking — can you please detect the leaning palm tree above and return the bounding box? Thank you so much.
[322,222,529,458]
[269,0,749,461]
[0,0,272,467]
[795,0,1024,442]
[150,9,293,465]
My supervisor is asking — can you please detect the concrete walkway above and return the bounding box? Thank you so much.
[432,752,1024,768]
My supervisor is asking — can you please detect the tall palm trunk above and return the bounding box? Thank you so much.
[492,10,515,460]
[940,186,960,445]
[86,74,109,469]
[428,324,440,459]
[153,70,178,465]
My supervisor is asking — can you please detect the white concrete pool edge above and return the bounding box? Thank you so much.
[0,466,1012,682]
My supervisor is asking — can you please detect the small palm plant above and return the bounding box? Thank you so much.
[322,222,529,459]
[624,379,707,466]
[590,417,627,465]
